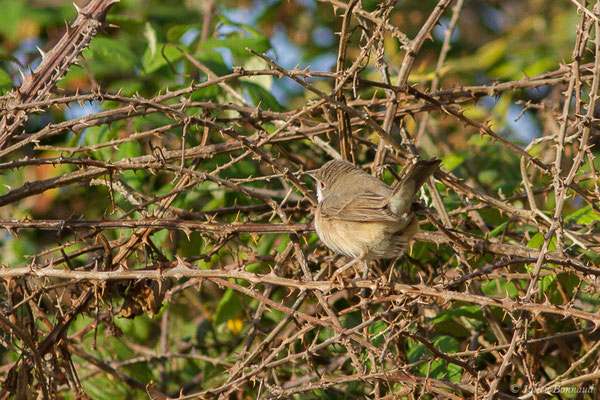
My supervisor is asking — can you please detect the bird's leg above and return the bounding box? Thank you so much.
[359,259,370,316]
[384,257,400,284]
[361,258,369,280]
[359,259,370,339]
[329,253,366,289]
[359,259,370,302]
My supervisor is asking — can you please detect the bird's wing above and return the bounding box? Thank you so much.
[319,191,397,222]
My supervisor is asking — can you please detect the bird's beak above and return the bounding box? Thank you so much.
[307,170,317,181]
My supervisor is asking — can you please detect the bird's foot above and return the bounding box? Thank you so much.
[328,257,363,290]
[328,270,346,291]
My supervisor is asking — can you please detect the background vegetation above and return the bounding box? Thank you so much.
[1,0,599,398]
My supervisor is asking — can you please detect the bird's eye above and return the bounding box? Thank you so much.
[319,181,325,190]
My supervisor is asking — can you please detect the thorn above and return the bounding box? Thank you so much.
[36,46,46,60]
[18,69,26,81]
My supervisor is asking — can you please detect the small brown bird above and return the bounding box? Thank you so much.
[310,158,441,278]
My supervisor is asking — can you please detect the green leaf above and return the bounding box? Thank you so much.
[107,79,145,96]
[216,14,262,37]
[167,24,200,43]
[256,234,276,255]
[187,51,232,88]
[83,37,137,74]
[434,335,459,353]
[0,68,13,94]
[441,151,466,171]
[197,35,270,57]
[142,43,184,74]
[431,316,471,338]
[414,336,463,382]
[481,279,518,298]
[84,125,111,146]
[463,103,488,120]
[341,311,361,329]
[527,232,544,249]
[488,220,509,238]
[478,169,499,185]
[1,236,34,266]
[84,377,138,400]
[432,305,485,324]
[242,81,282,111]
[565,205,600,225]
[447,363,464,383]
[490,61,520,80]
[0,2,24,40]
[106,14,145,28]
[313,389,337,400]
[214,287,242,326]
[475,38,508,69]
[368,320,388,347]
[539,274,555,293]
[524,57,556,77]
[115,140,141,160]
[406,341,427,363]
[0,48,21,66]
[368,320,388,335]
[527,232,556,251]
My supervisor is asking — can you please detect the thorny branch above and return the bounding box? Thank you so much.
[1,0,600,399]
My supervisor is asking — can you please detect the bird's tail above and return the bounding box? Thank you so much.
[389,158,441,216]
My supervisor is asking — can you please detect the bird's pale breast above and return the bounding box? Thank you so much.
[314,203,417,260]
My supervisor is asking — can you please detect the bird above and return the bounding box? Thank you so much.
[309,158,441,280]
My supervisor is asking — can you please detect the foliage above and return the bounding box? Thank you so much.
[0,0,599,398]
